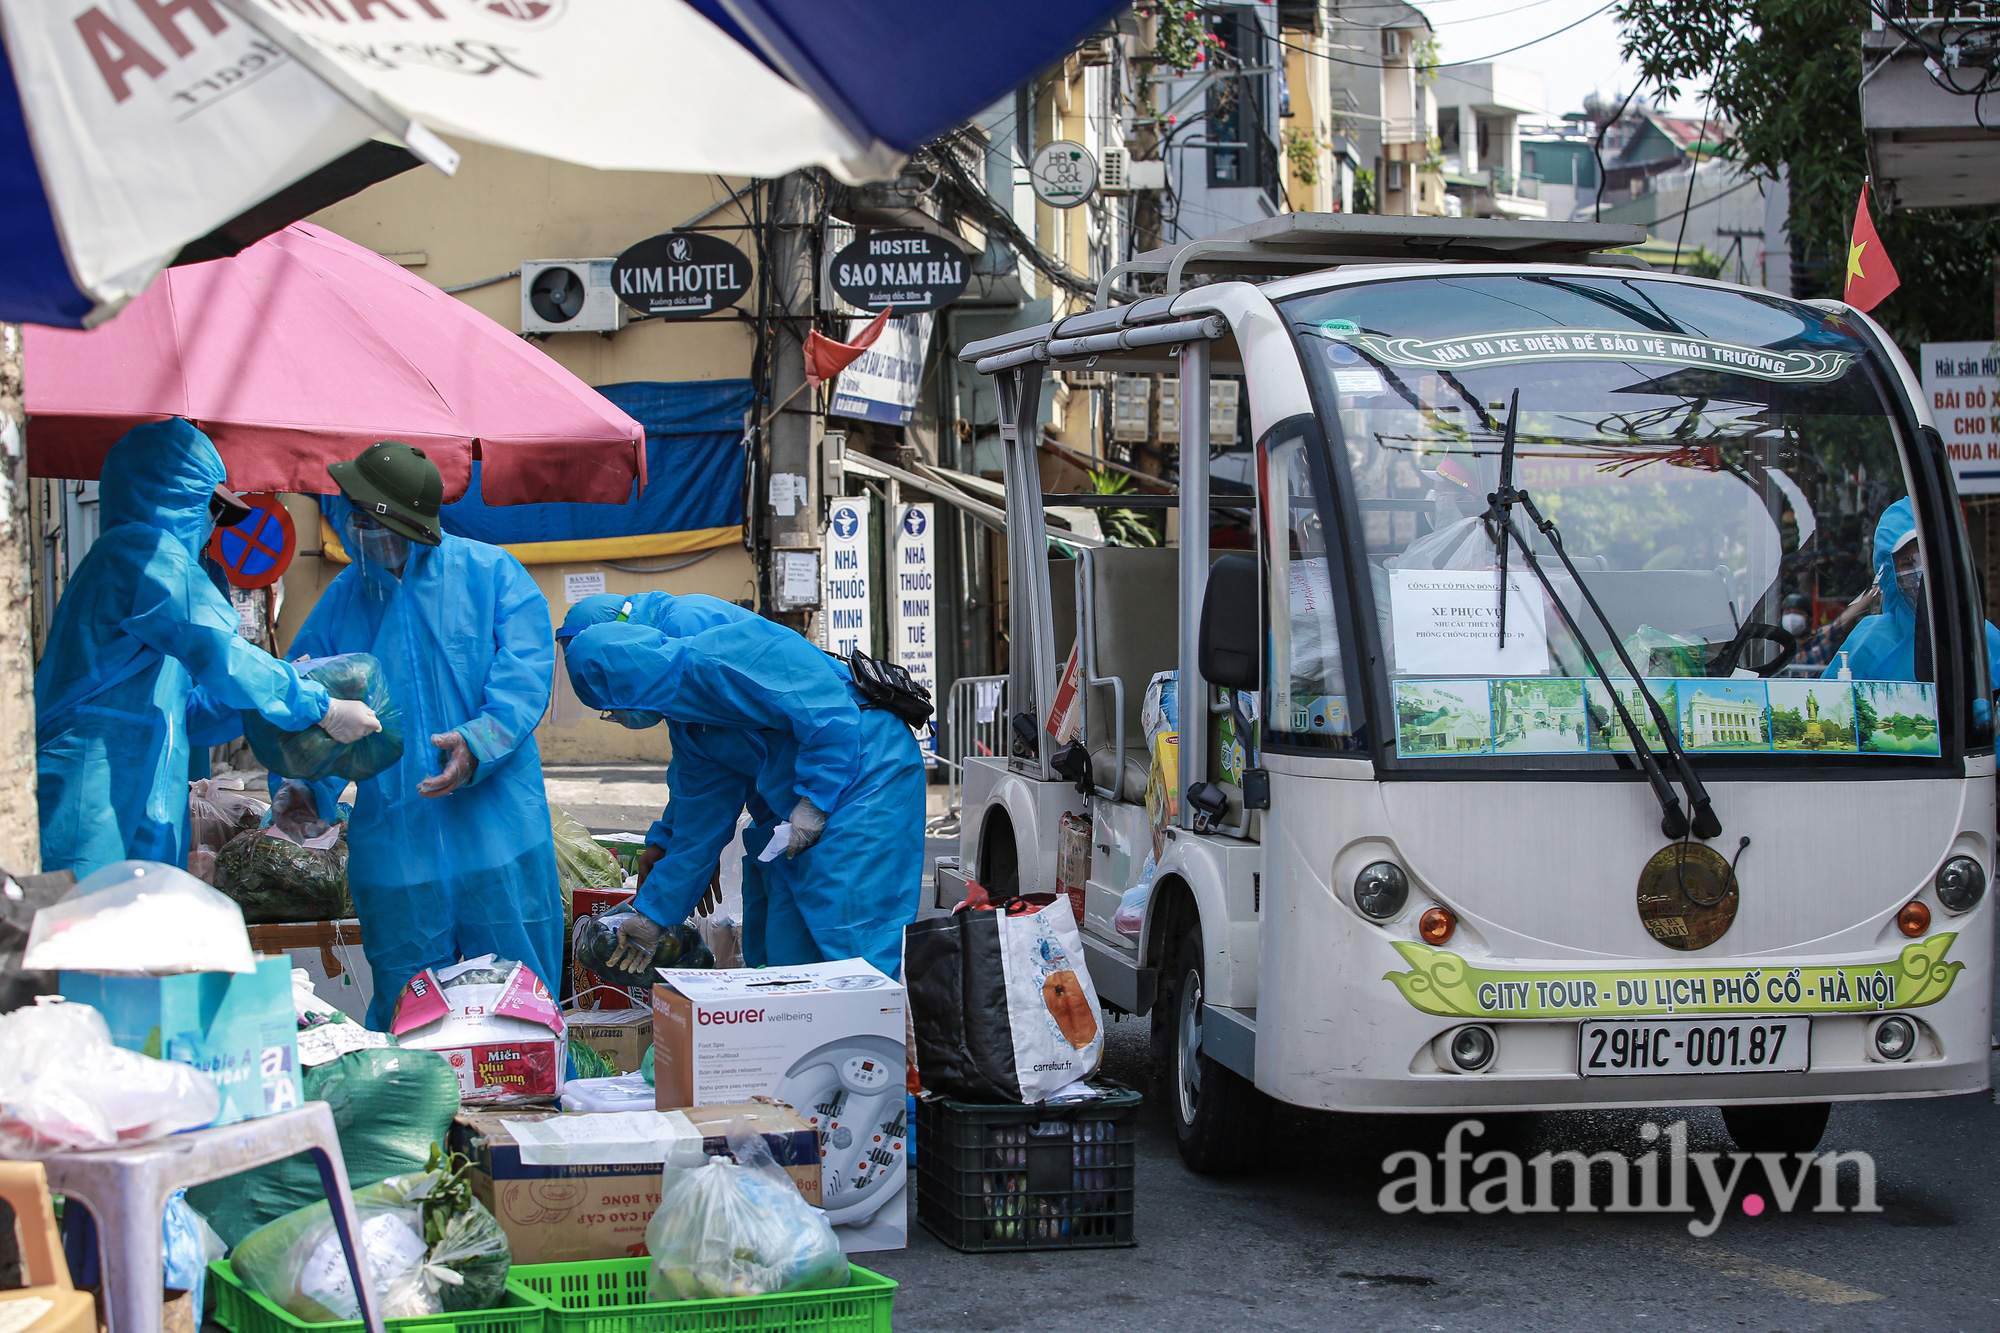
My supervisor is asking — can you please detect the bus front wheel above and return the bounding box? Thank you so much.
[1721,1102,1831,1154]
[1155,925,1270,1174]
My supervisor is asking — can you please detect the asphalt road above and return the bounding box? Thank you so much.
[547,765,2000,1331]
[869,1021,2000,1333]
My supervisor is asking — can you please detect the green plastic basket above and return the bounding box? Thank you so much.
[209,1261,546,1333]
[507,1258,897,1333]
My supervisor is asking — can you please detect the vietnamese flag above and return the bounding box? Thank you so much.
[1844,180,1900,313]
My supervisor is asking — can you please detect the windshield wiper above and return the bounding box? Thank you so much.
[1483,390,1723,842]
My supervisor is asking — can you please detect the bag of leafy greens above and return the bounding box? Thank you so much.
[244,654,404,783]
[215,825,352,924]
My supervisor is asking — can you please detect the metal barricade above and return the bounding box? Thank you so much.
[931,674,1007,833]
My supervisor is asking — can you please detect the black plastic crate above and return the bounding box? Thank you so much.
[915,1080,1141,1252]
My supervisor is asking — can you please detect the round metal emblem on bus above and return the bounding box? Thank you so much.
[1635,843,1739,951]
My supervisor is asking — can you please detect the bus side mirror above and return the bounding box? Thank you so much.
[1199,553,1262,691]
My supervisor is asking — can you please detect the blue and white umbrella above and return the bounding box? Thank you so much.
[0,0,1126,328]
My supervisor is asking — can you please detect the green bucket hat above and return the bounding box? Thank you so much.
[329,441,444,546]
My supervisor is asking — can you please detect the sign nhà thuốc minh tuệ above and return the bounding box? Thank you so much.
[1921,341,2000,495]
[892,503,937,764]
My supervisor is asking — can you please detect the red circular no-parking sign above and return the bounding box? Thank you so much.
[207,493,297,589]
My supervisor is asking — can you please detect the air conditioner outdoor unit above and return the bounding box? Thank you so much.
[1100,147,1167,194]
[520,258,626,334]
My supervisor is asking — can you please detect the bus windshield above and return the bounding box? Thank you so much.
[1277,273,1947,768]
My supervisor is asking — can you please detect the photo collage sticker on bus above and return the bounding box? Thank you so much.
[1394,676,1937,758]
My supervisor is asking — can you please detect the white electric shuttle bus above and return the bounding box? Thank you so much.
[955,215,1993,1172]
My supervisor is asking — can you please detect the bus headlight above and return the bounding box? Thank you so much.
[1935,856,1986,914]
[1353,862,1409,921]
[1871,1014,1917,1062]
[1445,1024,1497,1073]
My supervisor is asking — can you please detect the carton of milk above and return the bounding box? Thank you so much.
[652,958,907,1253]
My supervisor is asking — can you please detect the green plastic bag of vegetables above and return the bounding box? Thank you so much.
[214,825,352,924]
[189,1048,460,1248]
[573,911,714,989]
[244,654,405,782]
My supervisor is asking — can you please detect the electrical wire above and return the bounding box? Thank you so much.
[1867,0,2000,129]
[1269,1,1616,72]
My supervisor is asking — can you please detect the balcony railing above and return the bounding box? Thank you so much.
[1490,170,1542,200]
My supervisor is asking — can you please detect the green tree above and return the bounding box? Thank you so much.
[1854,689,1880,736]
[1616,0,2000,353]
[1770,704,1806,743]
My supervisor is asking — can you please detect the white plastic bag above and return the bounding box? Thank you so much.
[697,913,743,970]
[0,1000,221,1157]
[645,1119,847,1302]
[1113,854,1156,942]
[24,860,255,975]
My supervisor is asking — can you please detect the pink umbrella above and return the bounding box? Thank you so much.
[25,223,645,505]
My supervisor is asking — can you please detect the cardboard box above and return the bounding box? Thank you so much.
[393,958,565,1102]
[244,919,371,1023]
[61,955,300,1126]
[652,959,908,1253]
[453,1102,821,1264]
[564,1007,652,1075]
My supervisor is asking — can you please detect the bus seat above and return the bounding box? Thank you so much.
[1081,547,1182,802]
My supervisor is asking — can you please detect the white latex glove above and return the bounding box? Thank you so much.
[317,698,381,744]
[418,731,477,798]
[605,912,663,974]
[785,797,827,859]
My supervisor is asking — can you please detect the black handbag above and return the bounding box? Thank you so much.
[845,649,935,728]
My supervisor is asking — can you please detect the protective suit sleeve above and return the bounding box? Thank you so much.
[120,544,330,731]
[646,744,677,853]
[634,746,756,928]
[453,554,554,784]
[186,684,245,749]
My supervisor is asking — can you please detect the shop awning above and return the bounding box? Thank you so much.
[26,223,645,505]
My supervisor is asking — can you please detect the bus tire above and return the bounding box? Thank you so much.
[1720,1101,1830,1154]
[1157,924,1270,1174]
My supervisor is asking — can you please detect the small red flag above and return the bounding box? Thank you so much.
[805,306,894,386]
[1844,180,1900,313]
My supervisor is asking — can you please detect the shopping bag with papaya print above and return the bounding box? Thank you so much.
[903,892,1104,1104]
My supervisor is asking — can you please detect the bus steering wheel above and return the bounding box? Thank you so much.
[1709,621,1799,678]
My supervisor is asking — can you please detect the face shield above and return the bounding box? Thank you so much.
[1892,529,1923,608]
[343,508,410,586]
[600,708,666,730]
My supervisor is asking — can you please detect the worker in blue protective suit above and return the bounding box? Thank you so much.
[1822,497,2000,683]
[562,619,926,976]
[273,442,562,1029]
[34,420,379,878]
[555,594,786,963]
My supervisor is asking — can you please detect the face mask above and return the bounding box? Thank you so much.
[602,709,664,730]
[1781,612,1808,635]
[1896,568,1924,606]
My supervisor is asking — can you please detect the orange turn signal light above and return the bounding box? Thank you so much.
[1419,906,1457,946]
[1898,899,1932,937]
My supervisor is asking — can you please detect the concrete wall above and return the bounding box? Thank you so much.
[285,138,763,764]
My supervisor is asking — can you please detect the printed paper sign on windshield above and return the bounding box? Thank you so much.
[1389,570,1547,676]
